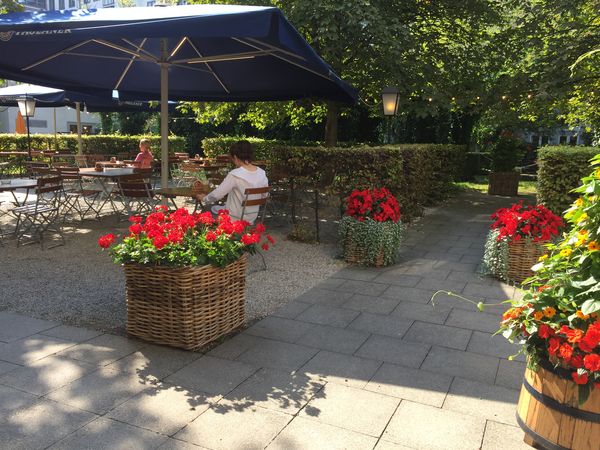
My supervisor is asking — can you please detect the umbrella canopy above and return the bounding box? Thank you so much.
[0,5,358,187]
[0,83,172,112]
[0,6,357,103]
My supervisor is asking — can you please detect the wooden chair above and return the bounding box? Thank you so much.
[25,161,51,178]
[241,186,270,271]
[12,176,65,248]
[115,171,158,216]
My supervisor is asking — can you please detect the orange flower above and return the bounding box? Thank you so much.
[533,311,544,321]
[543,307,556,318]
[576,310,590,320]
[537,285,551,292]
[502,307,523,322]
[588,241,600,251]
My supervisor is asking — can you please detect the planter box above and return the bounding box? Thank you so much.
[124,255,247,351]
[488,171,520,196]
[507,238,546,283]
[517,359,600,450]
[340,217,403,268]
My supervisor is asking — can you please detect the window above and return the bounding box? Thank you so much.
[68,0,75,7]
[531,135,539,146]
[147,1,155,5]
[28,119,48,128]
[102,0,114,6]
[559,135,567,145]
[48,0,55,10]
[58,0,64,8]
[570,135,578,145]
[541,136,549,146]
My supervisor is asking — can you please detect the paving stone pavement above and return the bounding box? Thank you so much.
[0,191,534,449]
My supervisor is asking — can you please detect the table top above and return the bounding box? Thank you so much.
[80,168,137,178]
[155,187,195,197]
[0,178,38,191]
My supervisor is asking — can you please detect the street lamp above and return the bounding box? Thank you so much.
[381,87,399,143]
[17,96,36,160]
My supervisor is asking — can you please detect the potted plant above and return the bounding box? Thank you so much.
[339,187,404,267]
[499,155,600,449]
[483,202,563,283]
[99,206,274,351]
[487,131,526,196]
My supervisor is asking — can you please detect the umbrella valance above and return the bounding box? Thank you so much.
[0,5,357,103]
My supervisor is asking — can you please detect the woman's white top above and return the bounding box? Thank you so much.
[203,166,268,223]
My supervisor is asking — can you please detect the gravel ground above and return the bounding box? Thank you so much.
[0,191,345,334]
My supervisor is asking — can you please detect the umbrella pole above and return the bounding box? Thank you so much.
[160,39,169,197]
[53,107,58,152]
[75,102,83,155]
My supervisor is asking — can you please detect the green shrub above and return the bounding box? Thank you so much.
[537,146,599,215]
[0,134,186,158]
[489,132,526,172]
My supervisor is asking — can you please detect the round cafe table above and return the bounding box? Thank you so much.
[0,178,38,206]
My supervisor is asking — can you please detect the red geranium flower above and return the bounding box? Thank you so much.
[205,231,217,242]
[345,188,401,223]
[129,223,143,235]
[572,371,589,385]
[584,354,600,372]
[98,233,115,248]
[152,235,169,250]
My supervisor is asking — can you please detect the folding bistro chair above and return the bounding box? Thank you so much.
[115,170,158,216]
[240,186,270,270]
[55,167,102,221]
[25,161,51,178]
[12,176,65,248]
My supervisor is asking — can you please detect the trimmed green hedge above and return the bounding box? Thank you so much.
[0,134,186,157]
[272,144,466,220]
[537,146,599,215]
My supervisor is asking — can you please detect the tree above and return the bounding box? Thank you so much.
[0,0,23,13]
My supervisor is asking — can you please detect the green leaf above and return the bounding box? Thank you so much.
[578,383,591,406]
[581,299,600,315]
[571,276,598,288]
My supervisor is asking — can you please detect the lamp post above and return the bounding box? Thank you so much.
[17,96,36,160]
[382,87,400,144]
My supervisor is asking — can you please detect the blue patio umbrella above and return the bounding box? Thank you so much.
[0,82,175,154]
[0,5,358,187]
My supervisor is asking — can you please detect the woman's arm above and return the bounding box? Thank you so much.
[203,173,235,204]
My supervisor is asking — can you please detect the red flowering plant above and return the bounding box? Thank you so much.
[499,155,600,404]
[490,202,564,243]
[483,202,563,280]
[345,187,401,223]
[98,206,274,268]
[340,188,404,267]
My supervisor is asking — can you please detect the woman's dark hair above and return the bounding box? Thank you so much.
[229,140,254,163]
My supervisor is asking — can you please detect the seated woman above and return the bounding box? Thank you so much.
[132,138,153,169]
[196,140,268,223]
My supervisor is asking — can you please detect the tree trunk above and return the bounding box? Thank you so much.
[324,101,340,147]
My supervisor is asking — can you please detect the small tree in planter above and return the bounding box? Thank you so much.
[487,131,526,196]
[482,202,563,282]
[339,187,404,267]
[99,206,274,351]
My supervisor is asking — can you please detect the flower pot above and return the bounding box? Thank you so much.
[488,171,520,196]
[507,238,546,283]
[123,255,247,351]
[517,359,600,450]
[340,217,403,268]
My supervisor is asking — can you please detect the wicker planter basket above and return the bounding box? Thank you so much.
[124,255,247,351]
[344,234,385,267]
[507,238,546,283]
[517,359,600,450]
[488,171,520,196]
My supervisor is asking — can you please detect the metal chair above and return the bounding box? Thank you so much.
[55,167,102,221]
[25,161,51,178]
[11,176,65,248]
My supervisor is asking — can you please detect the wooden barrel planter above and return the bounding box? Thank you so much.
[343,234,385,267]
[488,171,520,196]
[507,238,546,283]
[124,255,247,351]
[517,359,600,450]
